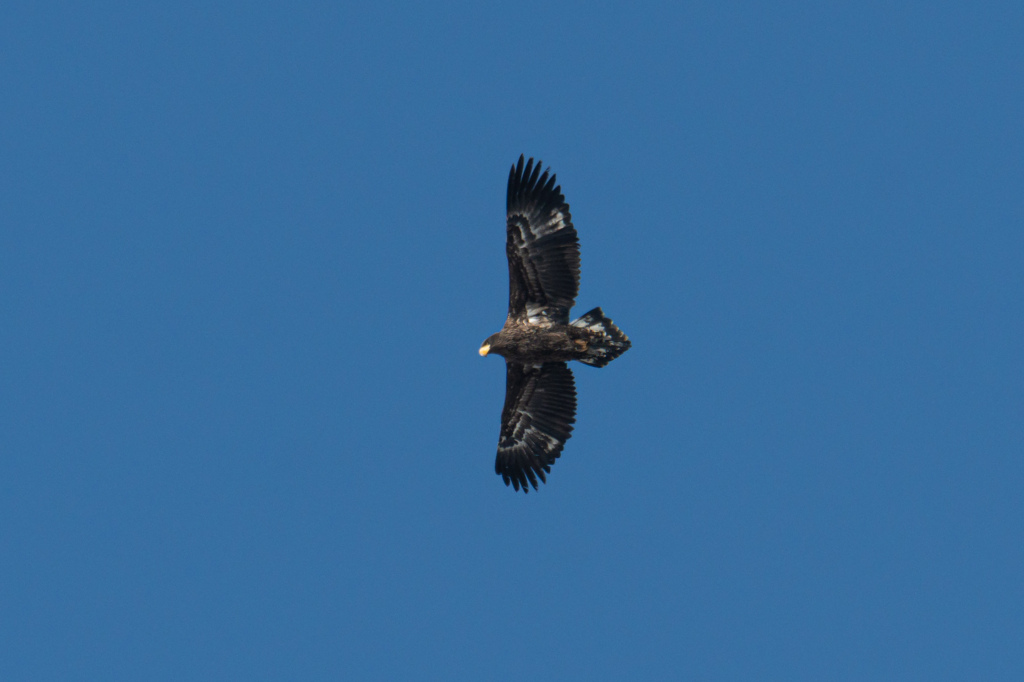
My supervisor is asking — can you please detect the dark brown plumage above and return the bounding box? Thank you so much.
[479,155,631,492]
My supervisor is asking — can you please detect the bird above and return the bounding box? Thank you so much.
[479,155,631,492]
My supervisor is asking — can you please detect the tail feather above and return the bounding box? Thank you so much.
[570,307,631,367]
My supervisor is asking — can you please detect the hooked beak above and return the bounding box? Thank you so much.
[478,344,490,357]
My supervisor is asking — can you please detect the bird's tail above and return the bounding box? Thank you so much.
[571,307,631,367]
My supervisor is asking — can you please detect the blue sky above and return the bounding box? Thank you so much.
[2,2,1022,679]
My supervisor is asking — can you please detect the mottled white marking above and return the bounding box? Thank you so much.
[526,303,555,326]
[519,425,560,452]
[538,210,569,236]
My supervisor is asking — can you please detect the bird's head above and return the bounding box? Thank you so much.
[479,333,501,357]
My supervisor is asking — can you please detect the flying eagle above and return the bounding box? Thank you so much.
[479,155,631,492]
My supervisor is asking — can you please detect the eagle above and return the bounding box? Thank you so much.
[479,155,631,492]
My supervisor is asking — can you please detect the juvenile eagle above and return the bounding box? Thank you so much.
[479,155,631,492]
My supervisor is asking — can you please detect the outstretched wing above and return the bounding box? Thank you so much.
[506,155,581,325]
[495,361,577,493]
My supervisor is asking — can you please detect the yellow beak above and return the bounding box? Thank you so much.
[478,344,490,356]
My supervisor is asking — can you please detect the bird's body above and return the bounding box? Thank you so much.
[481,324,585,363]
[481,308,628,366]
[479,155,631,492]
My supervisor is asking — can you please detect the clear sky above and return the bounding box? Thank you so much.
[2,2,1022,680]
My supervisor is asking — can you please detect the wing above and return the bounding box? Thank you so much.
[506,155,581,325]
[495,361,577,493]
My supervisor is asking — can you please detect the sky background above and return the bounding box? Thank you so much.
[2,2,1022,679]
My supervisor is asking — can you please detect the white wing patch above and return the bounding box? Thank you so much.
[511,423,562,453]
[530,207,571,239]
[526,303,557,326]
